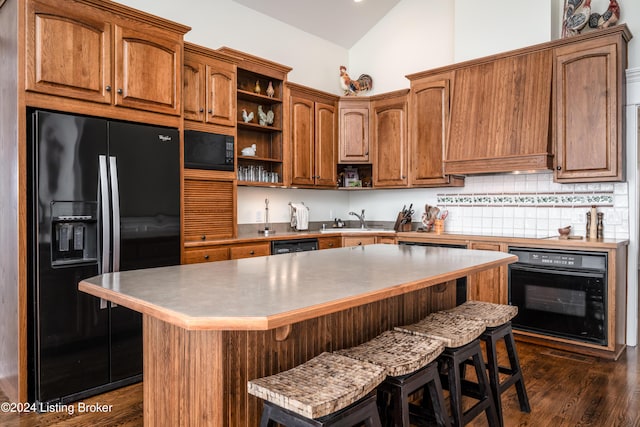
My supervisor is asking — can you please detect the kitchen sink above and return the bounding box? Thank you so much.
[319,228,395,233]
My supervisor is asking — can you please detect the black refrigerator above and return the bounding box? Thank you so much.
[27,109,180,404]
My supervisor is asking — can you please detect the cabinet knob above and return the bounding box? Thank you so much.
[250,250,255,255]
[105,85,112,92]
[328,243,334,247]
[117,88,123,95]
[357,242,363,246]
[208,109,213,114]
[204,254,210,260]
[556,166,562,171]
[199,108,204,113]
[201,235,206,240]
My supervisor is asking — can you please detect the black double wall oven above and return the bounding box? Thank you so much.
[508,247,607,345]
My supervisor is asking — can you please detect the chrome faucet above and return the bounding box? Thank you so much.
[349,209,367,229]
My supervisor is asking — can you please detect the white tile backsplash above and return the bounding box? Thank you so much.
[436,172,629,239]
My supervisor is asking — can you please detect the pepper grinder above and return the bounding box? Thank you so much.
[597,212,604,239]
[588,206,598,240]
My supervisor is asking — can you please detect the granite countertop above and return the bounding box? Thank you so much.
[79,244,516,331]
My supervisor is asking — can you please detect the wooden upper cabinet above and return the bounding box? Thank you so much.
[553,32,628,182]
[289,83,338,188]
[26,0,112,104]
[315,101,338,187]
[183,43,236,128]
[26,0,188,116]
[290,95,315,186]
[113,25,182,115]
[183,59,205,122]
[446,50,553,174]
[372,90,409,188]
[339,99,370,163]
[408,73,464,187]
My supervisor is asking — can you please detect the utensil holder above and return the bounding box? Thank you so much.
[434,219,445,234]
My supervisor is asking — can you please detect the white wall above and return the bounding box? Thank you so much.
[114,0,348,93]
[454,0,553,62]
[348,0,455,94]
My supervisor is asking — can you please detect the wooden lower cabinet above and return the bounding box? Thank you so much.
[184,242,270,264]
[229,242,270,259]
[376,236,397,244]
[183,169,236,242]
[343,236,376,247]
[183,246,230,264]
[318,236,342,250]
[466,241,508,304]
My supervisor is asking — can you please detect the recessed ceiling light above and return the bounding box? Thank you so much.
[354,0,364,3]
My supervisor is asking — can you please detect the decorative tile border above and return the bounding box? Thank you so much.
[436,192,614,207]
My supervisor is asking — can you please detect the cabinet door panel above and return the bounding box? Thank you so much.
[339,106,369,162]
[372,95,408,187]
[554,42,619,181]
[315,102,338,187]
[26,0,112,103]
[183,178,235,242]
[114,25,182,115]
[410,78,449,184]
[466,242,506,304]
[290,96,315,186]
[206,64,236,127]
[183,60,204,121]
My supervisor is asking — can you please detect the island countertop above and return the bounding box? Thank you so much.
[79,244,517,331]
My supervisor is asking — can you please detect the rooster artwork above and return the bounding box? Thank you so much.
[589,0,620,29]
[339,66,373,96]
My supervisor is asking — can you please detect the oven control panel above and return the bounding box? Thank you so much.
[509,248,606,272]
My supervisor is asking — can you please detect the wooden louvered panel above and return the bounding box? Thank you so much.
[183,178,235,242]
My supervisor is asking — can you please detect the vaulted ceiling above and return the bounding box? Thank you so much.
[231,0,402,48]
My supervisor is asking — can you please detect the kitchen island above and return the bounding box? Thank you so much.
[79,244,516,426]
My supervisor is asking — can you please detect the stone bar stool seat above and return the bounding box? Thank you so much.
[444,301,530,425]
[248,352,386,426]
[336,330,451,426]
[395,312,499,427]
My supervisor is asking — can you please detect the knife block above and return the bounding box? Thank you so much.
[393,211,412,232]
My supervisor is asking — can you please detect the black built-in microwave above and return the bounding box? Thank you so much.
[184,130,234,171]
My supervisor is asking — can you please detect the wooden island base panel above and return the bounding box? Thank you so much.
[79,244,517,426]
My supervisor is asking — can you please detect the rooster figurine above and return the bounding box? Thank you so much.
[339,66,373,96]
[589,0,620,29]
[241,108,254,123]
[564,0,591,37]
[257,105,274,126]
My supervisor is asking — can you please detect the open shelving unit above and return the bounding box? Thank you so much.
[219,47,291,187]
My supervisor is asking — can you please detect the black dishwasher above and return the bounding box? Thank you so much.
[271,238,319,255]
[399,241,468,305]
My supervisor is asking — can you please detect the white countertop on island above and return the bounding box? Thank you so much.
[79,244,517,330]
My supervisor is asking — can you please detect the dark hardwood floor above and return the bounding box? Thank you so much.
[1,341,638,426]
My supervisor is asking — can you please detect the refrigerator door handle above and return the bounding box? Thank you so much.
[99,155,110,310]
[99,155,110,274]
[109,156,121,273]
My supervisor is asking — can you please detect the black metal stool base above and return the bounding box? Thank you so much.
[439,339,500,427]
[481,322,531,425]
[378,362,451,427]
[259,393,382,427]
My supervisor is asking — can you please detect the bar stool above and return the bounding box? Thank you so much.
[336,330,451,427]
[395,312,499,427]
[248,352,386,426]
[444,301,531,426]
